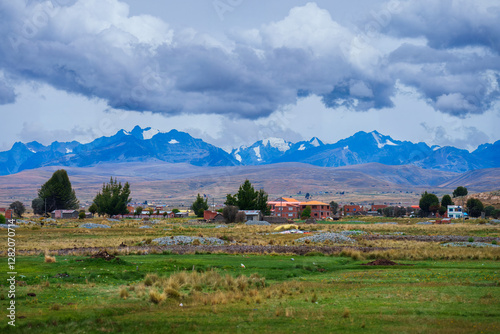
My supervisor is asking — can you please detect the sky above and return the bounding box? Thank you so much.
[0,0,499,153]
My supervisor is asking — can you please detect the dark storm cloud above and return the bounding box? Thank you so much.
[0,0,499,119]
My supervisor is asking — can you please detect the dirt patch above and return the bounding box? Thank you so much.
[361,259,412,266]
[90,250,119,261]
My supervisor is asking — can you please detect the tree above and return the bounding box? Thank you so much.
[441,195,454,208]
[135,206,143,216]
[329,201,339,215]
[89,203,98,216]
[0,215,5,224]
[301,206,312,219]
[256,189,270,215]
[172,208,180,214]
[31,198,45,215]
[452,186,468,212]
[484,206,495,217]
[222,205,239,224]
[38,169,79,212]
[419,192,439,216]
[78,211,85,220]
[224,180,269,214]
[147,208,154,216]
[9,201,25,218]
[91,178,131,217]
[466,198,484,218]
[453,186,468,199]
[191,194,209,217]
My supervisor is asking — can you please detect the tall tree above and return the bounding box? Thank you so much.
[419,191,439,216]
[9,201,25,218]
[91,178,131,217]
[452,186,468,209]
[466,198,484,218]
[191,194,209,217]
[38,169,79,212]
[441,195,454,208]
[31,198,45,215]
[329,201,339,215]
[224,180,269,214]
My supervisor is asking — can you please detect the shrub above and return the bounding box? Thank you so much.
[78,211,85,219]
[144,273,159,287]
[119,287,129,299]
[468,237,474,243]
[149,289,166,304]
[44,254,56,263]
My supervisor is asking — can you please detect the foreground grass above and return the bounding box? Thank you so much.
[1,254,499,333]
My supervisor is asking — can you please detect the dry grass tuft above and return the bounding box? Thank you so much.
[44,254,56,263]
[342,308,351,318]
[119,287,129,299]
[149,288,166,304]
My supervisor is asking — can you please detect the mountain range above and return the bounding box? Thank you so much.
[0,126,498,176]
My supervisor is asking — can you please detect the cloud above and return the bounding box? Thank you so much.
[0,79,15,105]
[0,0,499,120]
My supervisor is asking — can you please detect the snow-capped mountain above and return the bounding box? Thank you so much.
[0,128,498,175]
[0,126,238,175]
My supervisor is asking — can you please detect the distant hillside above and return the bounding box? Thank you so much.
[1,162,498,208]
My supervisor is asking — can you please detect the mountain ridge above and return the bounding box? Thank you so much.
[0,126,498,175]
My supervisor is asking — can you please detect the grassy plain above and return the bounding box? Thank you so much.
[1,217,499,333]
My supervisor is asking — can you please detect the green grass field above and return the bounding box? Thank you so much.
[1,218,500,333]
[2,253,499,333]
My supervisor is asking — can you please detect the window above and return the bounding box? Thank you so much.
[288,213,293,217]
[289,207,293,211]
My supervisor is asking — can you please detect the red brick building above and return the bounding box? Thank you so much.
[300,201,330,219]
[343,205,364,215]
[274,203,300,219]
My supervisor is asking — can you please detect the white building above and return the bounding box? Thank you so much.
[447,205,463,219]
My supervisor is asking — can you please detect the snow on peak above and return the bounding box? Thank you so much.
[143,128,160,140]
[262,137,290,152]
[298,144,306,151]
[66,148,73,154]
[234,153,242,162]
[120,129,131,135]
[169,139,179,144]
[371,132,398,149]
[253,146,262,161]
[343,145,349,150]
[28,148,36,154]
[310,137,320,147]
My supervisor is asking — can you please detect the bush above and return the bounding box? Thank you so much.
[0,215,5,224]
[235,211,246,223]
[468,237,474,243]
[78,211,86,220]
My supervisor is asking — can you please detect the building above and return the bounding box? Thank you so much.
[343,205,364,215]
[241,210,262,221]
[371,205,388,211]
[268,198,331,219]
[273,203,300,219]
[51,210,79,219]
[300,201,330,219]
[447,205,464,219]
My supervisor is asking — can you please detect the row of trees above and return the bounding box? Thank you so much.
[418,186,495,218]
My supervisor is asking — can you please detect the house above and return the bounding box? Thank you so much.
[241,210,262,221]
[300,201,330,219]
[174,212,189,218]
[447,205,464,219]
[4,209,13,219]
[273,203,300,219]
[204,210,219,220]
[343,205,364,216]
[268,198,330,219]
[371,204,388,211]
[51,210,79,219]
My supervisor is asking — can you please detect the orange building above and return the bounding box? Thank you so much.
[268,198,331,219]
[300,201,331,219]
